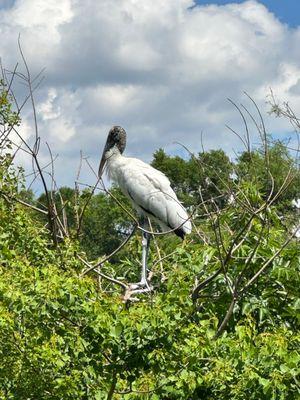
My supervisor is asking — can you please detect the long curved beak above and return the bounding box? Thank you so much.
[98,149,107,178]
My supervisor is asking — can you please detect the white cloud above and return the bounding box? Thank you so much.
[6,0,73,30]
[37,88,60,120]
[0,0,300,189]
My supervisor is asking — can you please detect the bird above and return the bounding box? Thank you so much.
[98,126,192,292]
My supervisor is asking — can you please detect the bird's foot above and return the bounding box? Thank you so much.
[129,286,153,294]
[129,279,148,290]
[123,282,153,303]
[129,280,153,293]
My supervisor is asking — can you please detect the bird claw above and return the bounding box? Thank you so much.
[129,286,153,294]
[123,283,153,303]
[129,281,149,290]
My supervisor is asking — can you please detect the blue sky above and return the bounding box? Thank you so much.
[196,1,300,27]
[0,0,14,8]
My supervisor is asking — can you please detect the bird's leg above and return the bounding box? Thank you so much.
[140,230,150,286]
[129,218,152,292]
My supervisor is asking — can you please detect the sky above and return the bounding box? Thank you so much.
[0,0,300,191]
[197,1,300,28]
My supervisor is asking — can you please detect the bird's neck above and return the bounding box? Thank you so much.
[105,146,124,180]
[105,145,122,161]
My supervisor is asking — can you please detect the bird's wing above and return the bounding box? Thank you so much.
[119,158,191,233]
[125,158,171,189]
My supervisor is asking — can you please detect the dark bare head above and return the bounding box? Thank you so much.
[105,126,127,154]
[98,126,127,178]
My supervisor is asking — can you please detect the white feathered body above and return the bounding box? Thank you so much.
[105,150,192,236]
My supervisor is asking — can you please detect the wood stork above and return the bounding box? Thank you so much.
[98,126,192,292]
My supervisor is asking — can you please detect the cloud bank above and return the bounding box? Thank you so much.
[0,0,300,188]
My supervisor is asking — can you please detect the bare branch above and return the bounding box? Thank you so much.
[80,225,137,276]
[78,254,128,290]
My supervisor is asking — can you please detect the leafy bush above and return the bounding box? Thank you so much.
[0,168,299,398]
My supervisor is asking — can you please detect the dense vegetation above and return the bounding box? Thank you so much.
[0,80,299,399]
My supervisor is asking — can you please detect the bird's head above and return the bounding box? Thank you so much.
[98,126,127,178]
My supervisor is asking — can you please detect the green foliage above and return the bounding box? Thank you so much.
[37,187,134,260]
[237,142,300,212]
[37,186,78,231]
[0,192,299,399]
[0,79,20,127]
[151,148,233,208]
[0,155,299,398]
[80,188,134,260]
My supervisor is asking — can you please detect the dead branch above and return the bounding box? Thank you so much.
[80,225,137,276]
